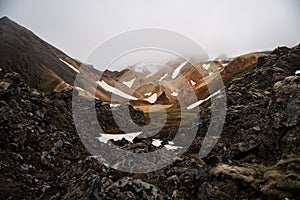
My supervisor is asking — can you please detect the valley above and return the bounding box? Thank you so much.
[0,16,299,199]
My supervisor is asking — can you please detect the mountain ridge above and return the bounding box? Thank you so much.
[0,16,296,113]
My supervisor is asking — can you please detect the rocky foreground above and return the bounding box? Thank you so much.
[1,45,300,199]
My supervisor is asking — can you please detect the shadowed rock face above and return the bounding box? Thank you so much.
[0,17,130,101]
[155,91,172,105]
[193,44,300,199]
[0,16,78,92]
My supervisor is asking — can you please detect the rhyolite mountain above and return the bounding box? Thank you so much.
[0,16,129,102]
[0,16,272,111]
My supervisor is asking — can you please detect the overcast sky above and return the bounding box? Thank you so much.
[1,0,299,69]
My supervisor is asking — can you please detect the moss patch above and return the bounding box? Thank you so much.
[211,154,300,199]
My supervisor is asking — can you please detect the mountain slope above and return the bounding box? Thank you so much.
[0,17,135,102]
[0,16,79,91]
[0,16,278,112]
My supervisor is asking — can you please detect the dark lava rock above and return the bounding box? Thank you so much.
[1,44,300,200]
[0,73,153,199]
[190,44,300,199]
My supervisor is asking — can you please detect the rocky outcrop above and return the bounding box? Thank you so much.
[155,91,172,105]
[221,52,266,82]
[192,44,300,199]
[0,73,149,199]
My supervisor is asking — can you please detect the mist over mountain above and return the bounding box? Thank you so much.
[1,0,300,64]
[0,16,263,110]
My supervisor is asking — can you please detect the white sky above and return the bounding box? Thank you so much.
[1,0,299,69]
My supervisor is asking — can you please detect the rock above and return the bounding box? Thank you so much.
[54,139,64,148]
[7,143,18,151]
[167,175,180,187]
[237,139,262,153]
[104,177,162,199]
[11,152,23,161]
[40,151,50,167]
[252,126,261,132]
[209,154,300,199]
[197,182,231,200]
[274,80,284,91]
[206,155,221,165]
[260,154,300,199]
[0,81,11,89]
[1,42,300,200]
[211,163,257,183]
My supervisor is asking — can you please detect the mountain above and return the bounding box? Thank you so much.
[1,16,300,199]
[1,43,299,199]
[0,17,136,102]
[0,16,273,111]
[0,16,78,92]
[124,53,267,110]
[128,64,152,76]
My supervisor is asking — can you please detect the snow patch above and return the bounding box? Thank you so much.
[123,78,135,88]
[190,80,196,86]
[187,89,221,110]
[171,92,178,97]
[144,92,152,97]
[202,63,210,70]
[59,58,80,73]
[131,64,158,78]
[151,139,182,150]
[144,93,157,104]
[159,73,168,82]
[74,86,95,98]
[152,139,162,147]
[97,132,142,143]
[209,57,215,61]
[74,86,84,92]
[110,104,121,108]
[165,144,182,150]
[97,80,137,100]
[221,63,229,67]
[131,65,148,74]
[172,60,188,79]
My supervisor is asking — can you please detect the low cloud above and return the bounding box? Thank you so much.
[1,0,299,70]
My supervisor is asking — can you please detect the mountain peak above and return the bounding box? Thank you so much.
[0,16,79,91]
[0,16,15,24]
[0,16,10,21]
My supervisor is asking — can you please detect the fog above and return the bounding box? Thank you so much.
[1,0,299,70]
